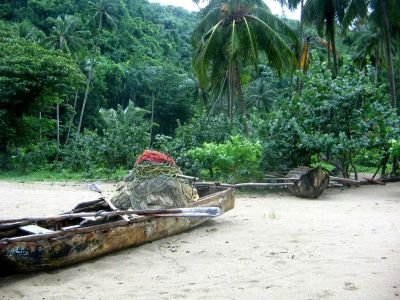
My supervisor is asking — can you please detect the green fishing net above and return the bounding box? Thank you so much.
[111,162,199,210]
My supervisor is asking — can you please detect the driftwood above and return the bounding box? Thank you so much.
[363,177,385,185]
[0,207,221,225]
[196,182,293,188]
[381,176,400,183]
[330,176,361,186]
[263,177,298,181]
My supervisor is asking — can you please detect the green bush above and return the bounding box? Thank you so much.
[389,139,400,158]
[60,129,102,172]
[187,135,263,182]
[60,103,151,173]
[153,113,243,174]
[9,141,58,173]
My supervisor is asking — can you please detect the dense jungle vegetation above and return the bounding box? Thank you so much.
[0,0,399,182]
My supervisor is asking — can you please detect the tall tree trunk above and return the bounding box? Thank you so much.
[233,63,248,133]
[76,63,93,136]
[330,29,338,78]
[296,0,305,94]
[76,35,99,137]
[381,0,397,109]
[149,93,155,148]
[39,111,42,142]
[228,64,233,121]
[65,90,78,145]
[233,63,245,117]
[327,40,331,70]
[381,0,398,175]
[56,103,60,159]
[374,49,379,85]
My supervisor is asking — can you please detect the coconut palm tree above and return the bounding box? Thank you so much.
[42,15,87,154]
[343,0,399,109]
[43,15,86,58]
[375,0,398,110]
[302,0,346,77]
[76,0,118,136]
[191,0,298,121]
[351,24,385,84]
[89,0,118,34]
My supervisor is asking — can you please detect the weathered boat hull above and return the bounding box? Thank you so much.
[0,187,234,274]
[287,166,330,198]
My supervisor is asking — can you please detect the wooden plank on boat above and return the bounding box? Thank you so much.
[0,207,221,224]
[20,225,54,234]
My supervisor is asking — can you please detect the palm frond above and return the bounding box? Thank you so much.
[192,20,224,88]
[302,0,326,36]
[342,0,368,30]
[247,15,297,72]
[243,17,259,68]
[192,7,221,46]
[254,7,299,46]
[225,20,240,60]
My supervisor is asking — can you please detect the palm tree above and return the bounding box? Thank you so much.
[42,15,86,154]
[89,0,118,34]
[247,78,272,112]
[277,0,307,93]
[76,0,118,136]
[192,0,298,121]
[43,15,86,58]
[377,0,397,110]
[343,0,398,109]
[302,0,346,77]
[351,25,385,84]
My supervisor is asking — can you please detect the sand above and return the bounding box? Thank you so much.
[0,181,399,299]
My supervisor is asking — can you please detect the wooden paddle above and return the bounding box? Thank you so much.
[0,207,221,224]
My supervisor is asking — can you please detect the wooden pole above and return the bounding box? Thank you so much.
[0,207,221,224]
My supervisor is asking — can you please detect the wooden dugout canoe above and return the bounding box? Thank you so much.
[0,185,234,275]
[287,167,330,198]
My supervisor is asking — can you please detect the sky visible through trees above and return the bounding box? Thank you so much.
[148,0,301,19]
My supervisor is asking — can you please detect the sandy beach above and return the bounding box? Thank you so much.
[0,181,399,299]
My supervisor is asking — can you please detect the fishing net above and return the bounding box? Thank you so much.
[111,151,198,210]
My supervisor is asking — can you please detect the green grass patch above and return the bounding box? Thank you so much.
[0,168,127,182]
[355,165,377,173]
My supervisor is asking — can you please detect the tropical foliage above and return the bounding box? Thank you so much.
[1,0,399,180]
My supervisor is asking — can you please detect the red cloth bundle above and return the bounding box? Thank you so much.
[134,150,176,166]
